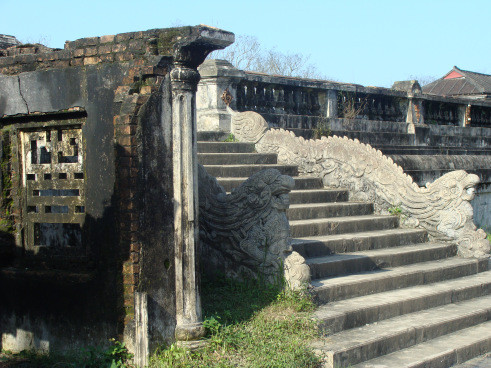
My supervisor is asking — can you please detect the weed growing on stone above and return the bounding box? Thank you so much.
[149,276,321,368]
[313,118,331,139]
[224,133,238,142]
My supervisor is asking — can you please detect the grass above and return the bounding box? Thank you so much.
[149,275,321,368]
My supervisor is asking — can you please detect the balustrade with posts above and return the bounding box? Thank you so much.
[197,60,491,131]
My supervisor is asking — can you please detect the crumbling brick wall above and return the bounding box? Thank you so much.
[0,27,190,353]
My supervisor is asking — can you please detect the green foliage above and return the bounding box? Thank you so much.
[313,118,331,139]
[388,204,403,217]
[105,339,134,368]
[388,204,407,224]
[149,277,320,368]
[224,133,238,142]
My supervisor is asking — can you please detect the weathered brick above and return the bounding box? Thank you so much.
[117,157,138,168]
[116,124,137,135]
[124,283,135,294]
[70,58,84,67]
[84,47,98,56]
[98,44,112,54]
[118,135,138,147]
[100,34,115,43]
[99,54,114,63]
[115,52,134,61]
[128,40,143,50]
[52,60,70,69]
[83,57,100,65]
[112,44,127,53]
[130,251,139,263]
[130,242,140,252]
[118,145,138,157]
[140,85,153,95]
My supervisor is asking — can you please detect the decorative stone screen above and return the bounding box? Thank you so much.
[20,124,85,254]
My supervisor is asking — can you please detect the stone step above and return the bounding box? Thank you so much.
[197,131,230,142]
[430,134,491,148]
[351,321,491,368]
[307,242,456,279]
[202,164,298,178]
[292,228,428,258]
[287,202,373,221]
[217,176,323,192]
[198,152,277,165]
[315,270,491,334]
[451,352,491,368]
[312,296,491,368]
[289,215,399,238]
[313,257,488,304]
[197,141,255,153]
[289,189,349,204]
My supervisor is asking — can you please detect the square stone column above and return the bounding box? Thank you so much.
[197,59,245,132]
[170,27,234,348]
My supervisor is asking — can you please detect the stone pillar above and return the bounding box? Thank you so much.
[392,80,424,133]
[197,59,245,132]
[326,89,338,118]
[171,28,234,348]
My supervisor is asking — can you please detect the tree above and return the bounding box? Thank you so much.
[407,74,437,87]
[209,35,332,80]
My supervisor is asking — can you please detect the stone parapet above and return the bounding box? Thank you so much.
[197,60,491,131]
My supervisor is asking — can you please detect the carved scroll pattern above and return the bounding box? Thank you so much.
[222,111,490,259]
[198,165,310,289]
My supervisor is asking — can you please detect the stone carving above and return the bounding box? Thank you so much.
[198,164,311,289]
[227,105,269,143]
[225,109,489,259]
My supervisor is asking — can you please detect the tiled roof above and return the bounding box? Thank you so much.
[423,66,491,97]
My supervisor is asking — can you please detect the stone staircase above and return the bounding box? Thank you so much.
[197,136,491,368]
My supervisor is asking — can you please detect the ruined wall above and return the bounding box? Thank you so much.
[0,27,185,353]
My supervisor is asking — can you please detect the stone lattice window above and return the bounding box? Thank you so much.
[20,126,85,254]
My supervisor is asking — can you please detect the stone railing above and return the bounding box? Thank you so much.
[198,164,310,290]
[197,60,491,132]
[226,106,490,260]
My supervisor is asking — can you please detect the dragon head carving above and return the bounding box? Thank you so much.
[199,166,301,283]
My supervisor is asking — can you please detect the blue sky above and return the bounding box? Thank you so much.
[2,0,490,87]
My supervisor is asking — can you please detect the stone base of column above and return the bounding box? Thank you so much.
[175,322,207,350]
[175,322,206,341]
